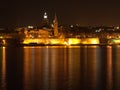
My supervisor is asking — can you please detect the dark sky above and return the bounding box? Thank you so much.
[0,0,120,27]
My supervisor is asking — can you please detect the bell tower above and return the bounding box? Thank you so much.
[53,14,59,37]
[43,12,49,24]
[44,12,48,19]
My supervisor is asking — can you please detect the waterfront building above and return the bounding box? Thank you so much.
[53,14,59,37]
[42,12,50,28]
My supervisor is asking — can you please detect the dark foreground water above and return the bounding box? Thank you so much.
[0,45,120,90]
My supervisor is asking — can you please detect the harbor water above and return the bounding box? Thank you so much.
[0,45,120,90]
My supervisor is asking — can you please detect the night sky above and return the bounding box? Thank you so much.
[0,0,120,27]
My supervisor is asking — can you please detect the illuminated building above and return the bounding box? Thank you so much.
[22,12,100,45]
[43,12,49,25]
[53,14,59,37]
[108,38,120,44]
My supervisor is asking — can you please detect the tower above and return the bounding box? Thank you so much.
[43,12,49,24]
[44,12,48,19]
[53,14,59,37]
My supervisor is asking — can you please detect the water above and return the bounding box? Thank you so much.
[0,45,120,90]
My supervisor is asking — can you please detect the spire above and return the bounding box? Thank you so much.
[53,13,59,37]
[54,13,57,22]
[43,12,49,26]
[44,12,48,19]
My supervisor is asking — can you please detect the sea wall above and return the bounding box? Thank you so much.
[22,38,100,45]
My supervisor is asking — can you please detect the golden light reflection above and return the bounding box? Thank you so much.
[47,46,66,48]
[42,48,49,89]
[87,45,99,49]
[68,46,80,48]
[87,47,97,89]
[107,46,112,90]
[63,47,68,80]
[24,47,31,90]
[68,47,81,89]
[23,47,46,89]
[2,47,6,89]
[50,48,57,89]
[114,45,120,89]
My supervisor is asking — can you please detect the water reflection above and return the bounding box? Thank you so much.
[1,46,120,90]
[5,47,24,90]
[80,46,98,90]
[112,45,120,90]
[0,47,6,90]
[23,46,99,90]
[107,46,112,90]
[67,46,81,90]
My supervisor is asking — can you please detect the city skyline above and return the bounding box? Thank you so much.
[0,0,120,27]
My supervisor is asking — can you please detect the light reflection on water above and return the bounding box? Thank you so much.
[0,45,120,90]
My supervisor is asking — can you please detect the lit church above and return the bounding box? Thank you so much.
[24,12,59,39]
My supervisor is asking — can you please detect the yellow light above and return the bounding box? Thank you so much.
[68,38,81,45]
[22,38,100,45]
[91,39,99,44]
[81,38,99,44]
[49,39,64,44]
[2,40,6,45]
[0,36,3,38]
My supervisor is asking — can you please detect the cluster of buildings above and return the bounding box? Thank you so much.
[0,12,120,45]
[16,12,59,38]
[16,12,100,45]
